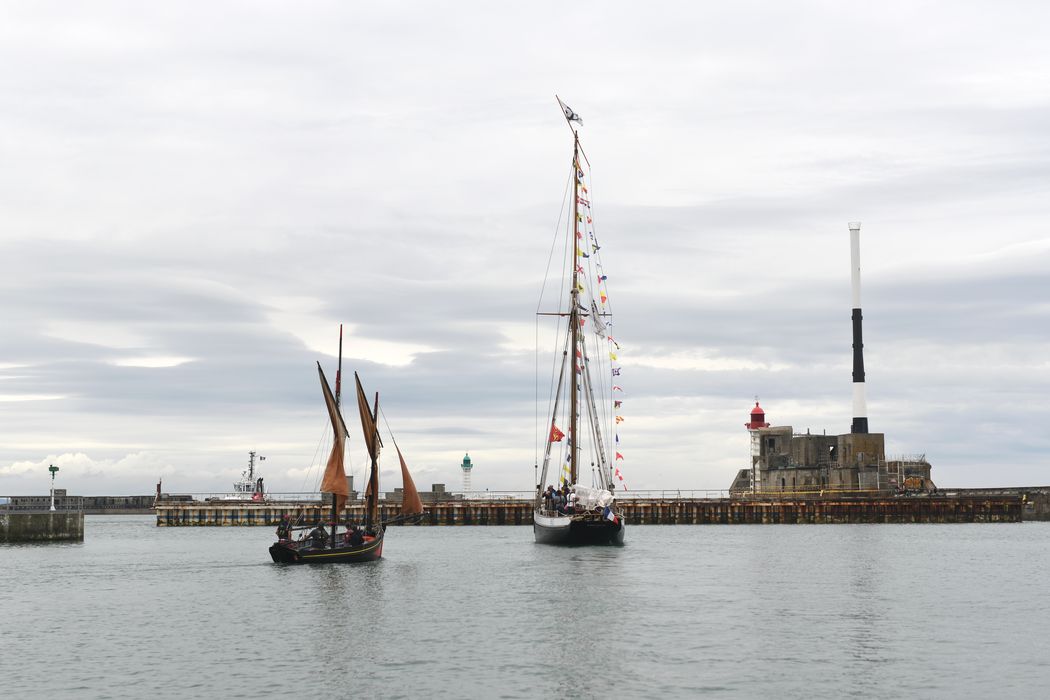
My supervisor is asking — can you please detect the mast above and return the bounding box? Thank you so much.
[366,391,380,530]
[331,325,343,545]
[569,130,581,485]
[336,323,343,408]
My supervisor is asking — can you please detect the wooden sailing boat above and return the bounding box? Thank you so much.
[533,98,626,546]
[269,327,424,564]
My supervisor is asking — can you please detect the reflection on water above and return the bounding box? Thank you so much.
[2,518,1048,698]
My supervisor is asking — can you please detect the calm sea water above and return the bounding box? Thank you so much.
[1,517,1048,698]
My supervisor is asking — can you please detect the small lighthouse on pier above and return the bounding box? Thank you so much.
[460,453,473,494]
[747,402,772,495]
[745,401,770,493]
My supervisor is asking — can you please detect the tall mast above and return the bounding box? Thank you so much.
[569,130,581,485]
[335,323,343,409]
[331,324,344,545]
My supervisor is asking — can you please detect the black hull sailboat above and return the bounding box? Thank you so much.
[533,98,627,546]
[269,327,423,564]
[269,528,384,564]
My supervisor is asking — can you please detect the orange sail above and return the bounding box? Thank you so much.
[355,371,382,462]
[317,364,350,511]
[396,444,424,516]
[355,372,383,521]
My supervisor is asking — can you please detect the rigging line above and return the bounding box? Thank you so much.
[539,162,574,451]
[535,167,574,314]
[582,166,615,321]
[579,165,618,454]
[377,403,401,452]
[541,164,576,445]
[300,420,330,494]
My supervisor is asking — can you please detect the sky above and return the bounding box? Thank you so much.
[2,1,1048,496]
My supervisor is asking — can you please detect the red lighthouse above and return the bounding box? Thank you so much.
[745,401,770,430]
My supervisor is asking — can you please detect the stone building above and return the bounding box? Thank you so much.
[729,402,933,497]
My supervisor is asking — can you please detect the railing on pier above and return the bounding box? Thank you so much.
[0,496,84,513]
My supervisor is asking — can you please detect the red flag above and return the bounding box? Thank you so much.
[615,452,624,460]
[549,424,565,442]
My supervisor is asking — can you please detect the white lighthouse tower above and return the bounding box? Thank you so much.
[460,453,473,494]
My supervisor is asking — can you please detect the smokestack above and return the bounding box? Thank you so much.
[849,221,868,434]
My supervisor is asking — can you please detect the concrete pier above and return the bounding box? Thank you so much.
[155,494,1023,526]
[0,511,85,542]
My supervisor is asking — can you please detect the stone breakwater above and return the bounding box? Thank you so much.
[0,511,85,542]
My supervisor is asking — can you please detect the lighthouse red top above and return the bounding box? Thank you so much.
[745,401,770,430]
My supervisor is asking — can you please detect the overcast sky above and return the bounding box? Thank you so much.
[2,1,1048,496]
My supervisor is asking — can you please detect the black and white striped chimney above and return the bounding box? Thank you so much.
[849,221,868,434]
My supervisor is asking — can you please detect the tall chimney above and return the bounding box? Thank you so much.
[849,221,868,434]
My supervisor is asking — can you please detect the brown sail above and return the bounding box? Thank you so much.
[317,363,350,511]
[396,444,424,516]
[354,371,382,462]
[354,371,383,524]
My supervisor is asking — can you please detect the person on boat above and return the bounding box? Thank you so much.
[275,514,290,540]
[309,525,328,547]
[347,524,365,547]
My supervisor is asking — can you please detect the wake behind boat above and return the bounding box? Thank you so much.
[269,327,423,564]
[533,98,626,546]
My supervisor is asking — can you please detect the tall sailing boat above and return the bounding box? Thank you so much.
[533,98,626,546]
[269,327,424,564]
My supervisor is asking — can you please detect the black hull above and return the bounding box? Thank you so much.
[534,510,625,546]
[269,530,384,564]
[569,517,625,545]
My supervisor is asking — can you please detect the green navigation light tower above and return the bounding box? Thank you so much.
[460,453,473,495]
[48,464,60,511]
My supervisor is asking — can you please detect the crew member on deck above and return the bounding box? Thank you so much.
[276,514,290,540]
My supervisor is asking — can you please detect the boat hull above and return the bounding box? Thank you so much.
[534,510,625,546]
[269,530,384,564]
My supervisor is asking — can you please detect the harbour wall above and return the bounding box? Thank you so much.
[952,487,1050,521]
[0,511,85,542]
[155,494,1023,526]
